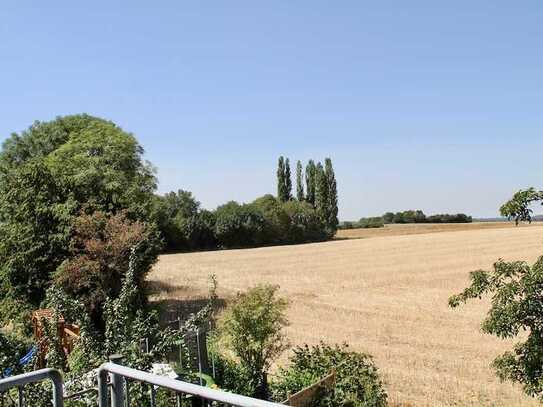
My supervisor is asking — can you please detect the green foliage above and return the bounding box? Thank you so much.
[214,201,267,248]
[382,210,472,224]
[0,331,29,376]
[324,158,339,234]
[277,156,288,202]
[277,156,292,202]
[358,217,385,229]
[500,188,543,225]
[54,210,161,331]
[282,200,328,243]
[44,119,156,217]
[285,158,293,201]
[426,213,472,223]
[214,284,289,398]
[449,257,543,399]
[0,161,74,319]
[271,343,387,407]
[305,160,317,206]
[152,189,218,252]
[382,212,394,224]
[296,160,305,202]
[0,114,158,322]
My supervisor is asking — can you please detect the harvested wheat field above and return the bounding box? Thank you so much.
[149,223,543,406]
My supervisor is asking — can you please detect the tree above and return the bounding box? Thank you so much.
[285,158,292,201]
[315,162,330,233]
[214,201,267,248]
[153,190,201,250]
[0,161,73,323]
[324,158,339,233]
[305,160,316,206]
[500,188,543,225]
[277,156,287,202]
[215,285,289,399]
[296,160,304,201]
[382,212,394,224]
[0,115,158,319]
[449,257,543,400]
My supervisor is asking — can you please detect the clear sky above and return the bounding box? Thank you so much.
[1,2,542,220]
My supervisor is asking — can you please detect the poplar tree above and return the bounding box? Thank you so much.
[277,156,287,202]
[296,160,304,201]
[315,162,328,222]
[285,158,292,201]
[324,158,339,232]
[305,160,316,206]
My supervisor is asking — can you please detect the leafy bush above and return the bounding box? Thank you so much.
[271,343,387,407]
[213,284,289,398]
[0,331,29,377]
[54,209,162,331]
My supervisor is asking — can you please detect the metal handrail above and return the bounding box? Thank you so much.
[98,362,283,407]
[0,368,63,406]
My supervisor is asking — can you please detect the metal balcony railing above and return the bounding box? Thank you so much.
[98,361,282,407]
[0,361,284,407]
[0,368,63,406]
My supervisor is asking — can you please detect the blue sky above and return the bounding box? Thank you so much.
[1,1,542,220]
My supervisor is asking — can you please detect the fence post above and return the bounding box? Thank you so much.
[109,354,125,407]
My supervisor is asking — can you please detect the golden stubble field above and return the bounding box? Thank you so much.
[149,223,543,406]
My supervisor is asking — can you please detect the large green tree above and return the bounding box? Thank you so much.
[0,114,158,319]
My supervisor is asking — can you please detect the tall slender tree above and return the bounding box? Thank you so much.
[305,160,316,206]
[285,158,292,201]
[277,156,287,202]
[315,162,328,222]
[324,158,339,233]
[296,160,304,201]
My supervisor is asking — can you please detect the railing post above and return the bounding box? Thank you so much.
[109,354,125,407]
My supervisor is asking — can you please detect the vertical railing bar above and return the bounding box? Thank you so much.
[149,384,156,407]
[196,330,203,387]
[17,386,23,407]
[178,319,183,367]
[125,379,130,407]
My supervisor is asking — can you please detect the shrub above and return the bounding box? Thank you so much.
[214,284,289,398]
[271,343,387,407]
[54,210,162,331]
[0,331,29,376]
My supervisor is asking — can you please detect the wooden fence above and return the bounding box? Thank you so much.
[283,369,336,407]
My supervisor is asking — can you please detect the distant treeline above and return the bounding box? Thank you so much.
[340,210,472,229]
[156,157,339,251]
